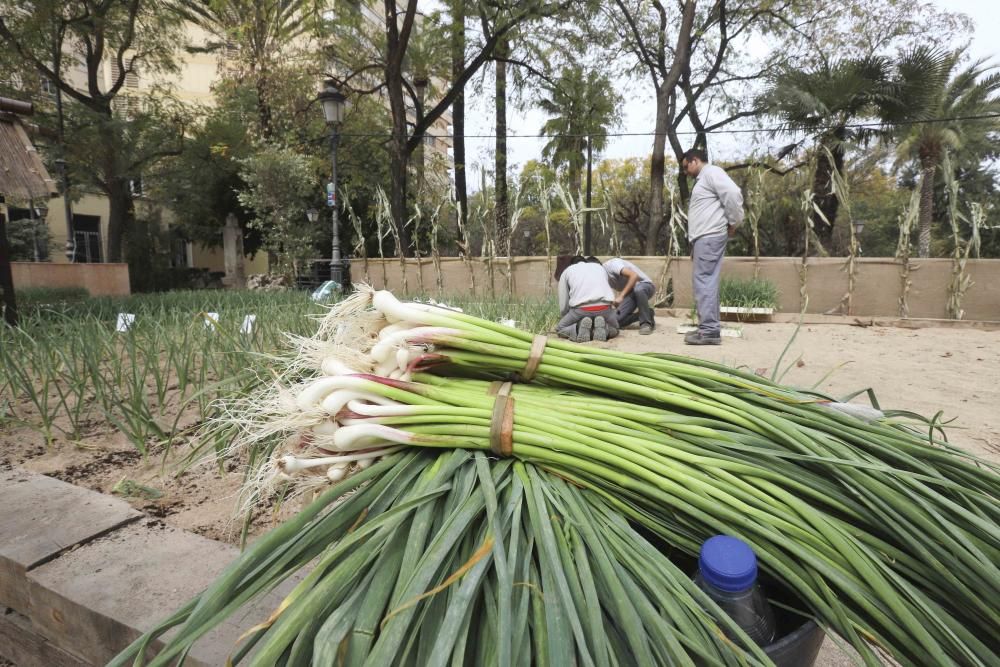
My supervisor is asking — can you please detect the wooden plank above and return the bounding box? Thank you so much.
[25,519,299,667]
[0,607,88,667]
[0,468,140,612]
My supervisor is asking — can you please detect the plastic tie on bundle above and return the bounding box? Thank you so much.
[518,334,548,382]
[489,385,515,457]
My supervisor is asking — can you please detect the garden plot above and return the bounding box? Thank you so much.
[3,305,996,538]
[2,294,997,666]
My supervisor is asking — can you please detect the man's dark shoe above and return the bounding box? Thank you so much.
[593,315,608,342]
[684,331,721,345]
[638,323,654,335]
[578,317,593,342]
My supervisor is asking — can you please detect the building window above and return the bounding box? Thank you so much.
[71,214,103,263]
[39,76,57,97]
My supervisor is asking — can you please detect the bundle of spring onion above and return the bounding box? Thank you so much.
[125,287,997,666]
[110,450,773,666]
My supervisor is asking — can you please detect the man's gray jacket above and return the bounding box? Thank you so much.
[687,164,745,241]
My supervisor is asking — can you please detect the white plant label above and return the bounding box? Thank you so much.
[204,312,220,330]
[116,313,135,332]
[241,314,257,335]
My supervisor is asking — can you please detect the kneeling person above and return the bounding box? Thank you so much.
[556,256,619,342]
[604,257,655,334]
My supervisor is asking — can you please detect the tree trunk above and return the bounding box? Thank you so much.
[0,212,18,326]
[811,139,844,251]
[810,148,836,247]
[645,83,669,255]
[494,37,510,256]
[568,165,583,199]
[256,68,273,140]
[105,176,132,263]
[917,161,936,258]
[385,45,411,255]
[451,0,468,247]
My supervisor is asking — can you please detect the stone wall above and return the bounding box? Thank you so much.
[351,256,1000,321]
[12,262,130,296]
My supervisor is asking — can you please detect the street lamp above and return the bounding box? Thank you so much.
[853,219,866,256]
[318,80,348,288]
[54,157,75,262]
[306,208,319,224]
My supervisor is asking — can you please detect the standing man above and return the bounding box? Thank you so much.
[682,148,744,345]
[604,257,655,334]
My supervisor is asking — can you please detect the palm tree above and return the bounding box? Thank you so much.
[537,65,619,196]
[170,0,314,139]
[891,50,1000,257]
[764,57,892,249]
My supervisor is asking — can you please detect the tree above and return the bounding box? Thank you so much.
[237,145,322,276]
[326,0,572,254]
[494,34,510,255]
[605,0,973,258]
[0,0,184,261]
[449,0,470,244]
[607,0,697,255]
[170,0,316,140]
[537,65,620,195]
[763,56,892,249]
[892,50,1000,257]
[144,86,256,252]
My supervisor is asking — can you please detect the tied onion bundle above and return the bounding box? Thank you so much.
[110,450,773,666]
[120,287,998,667]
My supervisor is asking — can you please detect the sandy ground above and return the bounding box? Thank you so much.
[606,316,1000,462]
[2,317,996,665]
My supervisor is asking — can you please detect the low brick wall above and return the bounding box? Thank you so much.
[12,262,130,296]
[352,256,1000,321]
[0,468,292,666]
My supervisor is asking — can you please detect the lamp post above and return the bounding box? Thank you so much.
[318,80,347,288]
[413,76,428,195]
[853,219,866,255]
[306,207,319,283]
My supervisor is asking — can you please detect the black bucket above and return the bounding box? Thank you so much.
[764,619,825,667]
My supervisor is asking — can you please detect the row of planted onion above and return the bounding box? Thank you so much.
[114,287,999,666]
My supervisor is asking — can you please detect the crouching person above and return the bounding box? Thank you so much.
[554,256,619,342]
[603,257,655,334]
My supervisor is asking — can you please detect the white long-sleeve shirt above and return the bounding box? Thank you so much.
[558,262,615,315]
[687,164,745,241]
[603,257,653,292]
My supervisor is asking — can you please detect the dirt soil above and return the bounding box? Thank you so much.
[2,316,996,666]
[0,409,292,547]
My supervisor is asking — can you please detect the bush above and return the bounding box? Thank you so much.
[4,217,54,261]
[15,286,91,306]
[719,277,779,310]
[11,287,91,317]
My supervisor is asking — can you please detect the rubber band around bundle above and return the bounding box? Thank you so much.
[489,393,515,457]
[487,380,513,397]
[519,334,548,381]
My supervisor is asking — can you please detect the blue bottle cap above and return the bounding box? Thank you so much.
[699,535,758,592]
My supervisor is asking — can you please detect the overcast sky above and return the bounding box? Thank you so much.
[460,0,1000,181]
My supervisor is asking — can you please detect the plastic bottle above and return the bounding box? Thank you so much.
[694,535,776,646]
